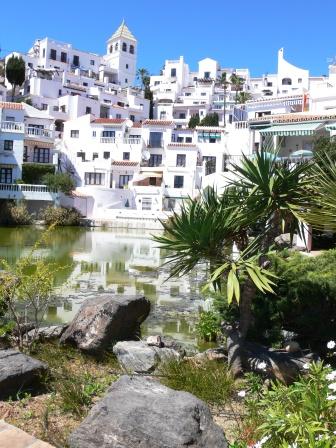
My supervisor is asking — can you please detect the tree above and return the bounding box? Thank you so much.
[199,113,219,127]
[220,72,230,127]
[5,55,26,101]
[313,136,336,162]
[42,172,75,195]
[236,91,252,104]
[188,114,200,129]
[136,68,150,89]
[230,73,245,103]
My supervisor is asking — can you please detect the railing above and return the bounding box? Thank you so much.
[234,121,249,129]
[146,140,164,148]
[0,183,57,193]
[26,127,53,138]
[100,137,116,144]
[123,138,141,145]
[0,121,24,132]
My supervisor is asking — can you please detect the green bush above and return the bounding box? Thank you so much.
[22,163,55,184]
[188,114,200,128]
[239,362,336,447]
[199,113,219,127]
[159,359,234,405]
[41,206,81,226]
[42,173,75,195]
[196,310,221,342]
[0,201,33,225]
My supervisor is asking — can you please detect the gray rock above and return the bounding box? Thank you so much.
[60,295,150,354]
[146,335,163,347]
[274,233,297,248]
[192,347,227,362]
[69,375,227,448]
[0,349,48,399]
[113,340,180,373]
[27,325,68,341]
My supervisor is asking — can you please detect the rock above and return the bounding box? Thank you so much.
[0,349,48,399]
[27,325,68,341]
[274,233,297,248]
[285,341,301,353]
[192,347,227,362]
[113,340,180,373]
[68,376,227,448]
[146,335,163,347]
[160,335,197,357]
[60,295,150,354]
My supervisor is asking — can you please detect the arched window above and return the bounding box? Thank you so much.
[109,45,113,53]
[282,78,292,85]
[122,42,127,52]
[130,45,134,54]
[115,43,119,51]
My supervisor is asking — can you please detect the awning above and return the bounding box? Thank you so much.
[260,122,323,136]
[325,122,336,131]
[133,172,162,181]
[24,139,54,148]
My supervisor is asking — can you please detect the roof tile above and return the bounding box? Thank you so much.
[93,118,126,125]
[142,119,174,126]
[0,102,24,110]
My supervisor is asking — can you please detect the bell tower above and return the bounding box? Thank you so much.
[105,20,137,87]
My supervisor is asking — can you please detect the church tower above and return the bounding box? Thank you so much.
[105,20,137,87]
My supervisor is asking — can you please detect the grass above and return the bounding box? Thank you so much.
[0,342,120,447]
[158,358,235,405]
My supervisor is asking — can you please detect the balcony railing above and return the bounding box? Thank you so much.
[0,183,57,193]
[100,137,116,144]
[146,140,164,148]
[123,138,141,145]
[0,121,24,133]
[26,127,53,138]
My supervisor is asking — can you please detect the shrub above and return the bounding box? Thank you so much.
[159,359,234,404]
[41,206,81,226]
[188,114,200,128]
[199,112,219,127]
[22,163,55,184]
[196,310,221,342]
[0,201,32,226]
[239,362,336,447]
[42,173,75,195]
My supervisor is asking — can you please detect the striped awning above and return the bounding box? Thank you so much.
[24,139,54,148]
[260,122,324,136]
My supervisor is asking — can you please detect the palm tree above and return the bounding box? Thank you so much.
[230,73,245,103]
[220,72,230,127]
[154,185,276,377]
[236,91,252,104]
[136,68,150,90]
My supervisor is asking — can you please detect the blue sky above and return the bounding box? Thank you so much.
[0,0,335,77]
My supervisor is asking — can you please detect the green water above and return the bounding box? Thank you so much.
[0,226,211,348]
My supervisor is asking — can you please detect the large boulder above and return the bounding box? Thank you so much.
[0,349,47,399]
[60,295,150,354]
[113,340,180,373]
[69,375,227,448]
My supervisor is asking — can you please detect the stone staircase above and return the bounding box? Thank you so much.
[0,420,54,448]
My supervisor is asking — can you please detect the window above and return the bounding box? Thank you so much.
[179,113,186,119]
[58,89,62,96]
[61,52,67,63]
[142,197,152,210]
[282,78,292,85]
[92,153,98,160]
[130,45,134,54]
[102,130,115,138]
[4,140,13,151]
[42,104,48,110]
[77,151,85,161]
[85,106,91,114]
[90,60,95,66]
[119,174,132,188]
[123,152,130,160]
[176,154,186,167]
[174,175,184,188]
[177,136,184,143]
[125,78,128,84]
[0,167,12,184]
[193,77,197,81]
[116,113,122,119]
[149,154,162,167]
[185,92,191,96]
[149,132,163,148]
[186,137,192,143]
[160,111,166,119]
[204,71,210,79]
[109,45,113,53]
[23,146,28,162]
[85,172,104,185]
[60,105,66,113]
[149,177,157,186]
[130,115,135,122]
[28,62,33,68]
[50,49,57,60]
[122,42,127,52]
[154,81,160,86]
[33,147,50,163]
[115,43,119,51]
[201,92,206,96]
[70,130,79,138]
[203,156,216,175]
[92,131,96,137]
[83,82,88,87]
[42,48,46,58]
[126,64,129,69]
[73,55,80,67]
[103,151,110,159]
[5,116,14,122]
[171,68,177,77]
[298,78,302,83]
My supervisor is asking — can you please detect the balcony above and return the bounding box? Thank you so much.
[0,183,57,201]
[0,121,24,133]
[100,137,116,144]
[123,138,141,145]
[146,140,164,149]
[25,127,53,139]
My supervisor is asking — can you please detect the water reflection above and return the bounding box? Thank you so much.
[0,226,207,347]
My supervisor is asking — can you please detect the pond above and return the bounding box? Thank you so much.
[0,226,212,349]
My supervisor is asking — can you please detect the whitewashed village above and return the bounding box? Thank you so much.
[0,17,336,448]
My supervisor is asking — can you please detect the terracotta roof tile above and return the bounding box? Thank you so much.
[142,119,174,126]
[0,102,24,110]
[112,161,139,166]
[93,118,126,125]
[132,122,142,128]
